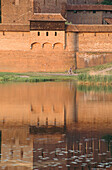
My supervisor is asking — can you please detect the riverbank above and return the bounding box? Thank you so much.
[0,62,112,83]
[0,72,77,83]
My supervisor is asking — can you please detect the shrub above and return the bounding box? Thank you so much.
[101,0,112,5]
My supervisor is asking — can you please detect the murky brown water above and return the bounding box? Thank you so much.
[0,82,112,170]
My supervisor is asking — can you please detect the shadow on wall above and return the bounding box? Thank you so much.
[30,42,64,51]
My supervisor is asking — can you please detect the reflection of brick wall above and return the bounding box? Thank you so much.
[1,127,33,164]
[0,82,76,126]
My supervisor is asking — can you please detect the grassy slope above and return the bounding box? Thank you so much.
[0,62,112,83]
[74,62,112,74]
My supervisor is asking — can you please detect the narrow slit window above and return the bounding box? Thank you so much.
[44,0,45,5]
[3,31,5,36]
[55,32,57,36]
[55,0,57,6]
[46,32,49,36]
[38,32,40,36]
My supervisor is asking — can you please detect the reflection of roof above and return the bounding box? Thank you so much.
[104,18,112,24]
[67,5,112,11]
[30,13,66,22]
[66,24,112,32]
[29,126,65,134]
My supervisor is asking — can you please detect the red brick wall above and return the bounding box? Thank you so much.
[67,0,103,4]
[78,32,112,52]
[33,0,67,17]
[0,28,112,71]
[0,50,75,72]
[1,0,33,24]
[67,11,103,24]
[76,52,112,68]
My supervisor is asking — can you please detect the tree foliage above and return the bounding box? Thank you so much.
[101,0,112,5]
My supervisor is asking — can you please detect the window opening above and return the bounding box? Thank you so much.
[55,0,57,6]
[74,10,77,13]
[55,32,57,36]
[3,31,5,36]
[38,32,40,36]
[44,0,45,5]
[46,32,49,36]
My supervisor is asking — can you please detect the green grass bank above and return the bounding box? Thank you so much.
[0,62,112,83]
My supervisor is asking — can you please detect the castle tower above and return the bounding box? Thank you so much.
[1,0,33,24]
[33,0,67,17]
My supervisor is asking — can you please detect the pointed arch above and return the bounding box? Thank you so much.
[53,42,63,50]
[42,42,52,50]
[30,42,41,50]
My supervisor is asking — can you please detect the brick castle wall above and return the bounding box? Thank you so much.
[33,0,67,16]
[67,0,103,4]
[67,11,103,24]
[1,0,33,24]
[78,32,112,52]
[67,11,112,25]
[0,28,112,71]
[1,0,105,25]
[0,50,75,72]
[76,52,112,68]
[0,29,76,72]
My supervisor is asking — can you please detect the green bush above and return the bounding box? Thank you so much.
[101,0,112,5]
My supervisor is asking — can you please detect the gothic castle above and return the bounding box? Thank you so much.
[0,0,112,72]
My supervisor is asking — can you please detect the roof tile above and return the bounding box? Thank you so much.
[30,13,66,22]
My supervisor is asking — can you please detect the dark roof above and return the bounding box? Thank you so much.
[30,13,66,22]
[66,24,112,32]
[66,24,79,32]
[104,18,112,24]
[67,4,112,11]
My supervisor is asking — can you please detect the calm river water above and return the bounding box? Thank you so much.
[0,82,112,170]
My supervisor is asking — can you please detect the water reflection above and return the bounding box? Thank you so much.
[0,82,112,169]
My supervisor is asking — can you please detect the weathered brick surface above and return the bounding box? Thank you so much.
[1,0,33,24]
[78,33,112,52]
[67,0,103,4]
[67,11,112,25]
[1,0,110,25]
[67,11,103,24]
[33,0,67,16]
[76,52,112,68]
[0,30,112,71]
[0,50,75,72]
